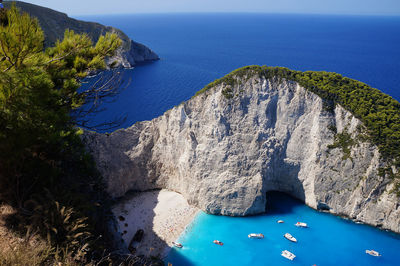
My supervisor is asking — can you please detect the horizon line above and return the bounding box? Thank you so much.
[72,11,400,18]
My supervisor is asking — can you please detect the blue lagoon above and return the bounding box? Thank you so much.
[76,13,400,265]
[166,192,400,266]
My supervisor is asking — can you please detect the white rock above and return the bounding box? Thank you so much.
[83,75,400,233]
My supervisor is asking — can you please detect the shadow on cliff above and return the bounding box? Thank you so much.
[263,152,306,215]
[114,189,195,266]
[265,191,305,215]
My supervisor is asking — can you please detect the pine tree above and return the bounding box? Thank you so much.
[0,4,123,260]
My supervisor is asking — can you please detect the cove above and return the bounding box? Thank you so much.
[73,13,400,265]
[165,192,400,266]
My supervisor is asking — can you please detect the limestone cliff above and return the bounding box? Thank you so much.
[84,69,400,233]
[5,1,159,68]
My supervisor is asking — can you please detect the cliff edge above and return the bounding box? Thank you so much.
[5,1,159,68]
[84,66,400,233]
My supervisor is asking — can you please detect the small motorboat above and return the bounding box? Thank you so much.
[281,250,296,260]
[213,240,223,246]
[295,222,308,228]
[172,242,183,248]
[277,220,284,223]
[366,250,381,257]
[284,233,297,242]
[248,233,264,239]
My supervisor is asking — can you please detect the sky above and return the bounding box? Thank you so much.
[19,0,400,16]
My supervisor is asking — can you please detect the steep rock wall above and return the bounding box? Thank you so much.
[84,74,400,233]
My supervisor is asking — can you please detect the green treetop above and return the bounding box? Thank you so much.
[0,4,123,262]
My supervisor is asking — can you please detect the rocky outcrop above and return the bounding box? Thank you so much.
[84,72,400,233]
[6,1,159,68]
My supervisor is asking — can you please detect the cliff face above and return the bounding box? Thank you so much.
[84,73,400,233]
[6,1,159,67]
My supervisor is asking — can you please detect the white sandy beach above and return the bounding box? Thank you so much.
[112,189,199,258]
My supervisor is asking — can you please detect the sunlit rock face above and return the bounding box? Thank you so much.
[84,72,400,233]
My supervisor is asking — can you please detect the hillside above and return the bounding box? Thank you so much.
[4,1,159,67]
[197,66,400,168]
[84,66,400,235]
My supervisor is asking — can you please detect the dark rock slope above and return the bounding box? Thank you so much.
[5,1,159,67]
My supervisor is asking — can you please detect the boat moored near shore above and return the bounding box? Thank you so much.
[248,233,264,239]
[281,250,296,260]
[295,222,308,228]
[366,250,381,257]
[172,242,183,248]
[213,240,224,246]
[284,233,297,242]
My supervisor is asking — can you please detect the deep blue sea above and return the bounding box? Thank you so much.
[77,13,400,129]
[76,13,400,265]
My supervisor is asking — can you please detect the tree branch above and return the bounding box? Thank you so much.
[72,69,131,131]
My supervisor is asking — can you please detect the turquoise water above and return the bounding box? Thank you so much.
[74,14,400,264]
[166,192,400,265]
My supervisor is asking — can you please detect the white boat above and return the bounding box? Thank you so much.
[172,242,183,248]
[295,222,308,228]
[284,233,297,242]
[277,220,284,223]
[281,250,296,260]
[366,250,381,257]
[248,233,264,239]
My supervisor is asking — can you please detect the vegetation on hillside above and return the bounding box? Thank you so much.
[327,132,356,161]
[0,5,127,264]
[1,2,398,263]
[4,1,131,49]
[196,65,400,193]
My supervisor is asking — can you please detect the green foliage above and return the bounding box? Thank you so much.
[327,124,337,133]
[197,65,400,191]
[193,65,255,97]
[0,8,7,26]
[222,87,233,99]
[328,132,355,160]
[0,6,44,70]
[0,4,122,262]
[322,99,335,113]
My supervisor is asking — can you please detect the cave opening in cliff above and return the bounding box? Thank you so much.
[265,191,305,215]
